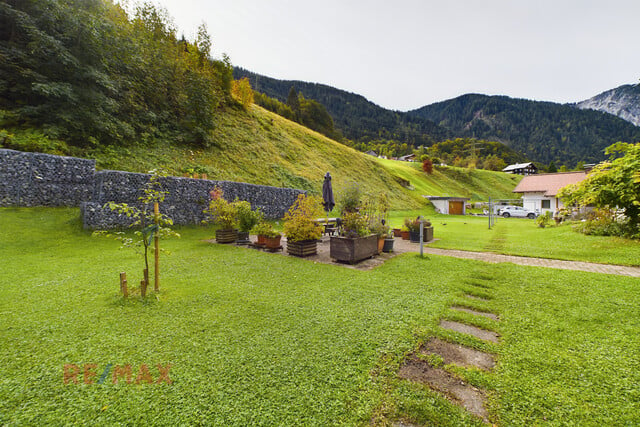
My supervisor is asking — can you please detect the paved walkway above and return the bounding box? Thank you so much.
[243,236,640,277]
[421,247,640,278]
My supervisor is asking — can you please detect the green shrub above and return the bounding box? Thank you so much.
[535,211,553,228]
[203,187,238,230]
[283,194,323,242]
[340,211,370,238]
[254,221,280,238]
[236,201,263,233]
[0,128,71,155]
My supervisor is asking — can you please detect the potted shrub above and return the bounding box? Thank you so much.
[263,228,282,250]
[404,217,421,243]
[370,221,390,254]
[383,233,395,252]
[283,194,324,257]
[204,187,238,243]
[330,211,377,263]
[254,221,275,246]
[236,201,262,245]
[400,226,410,240]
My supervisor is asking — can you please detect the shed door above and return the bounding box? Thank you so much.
[449,201,463,215]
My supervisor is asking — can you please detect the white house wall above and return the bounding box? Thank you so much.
[431,200,449,214]
[522,192,565,214]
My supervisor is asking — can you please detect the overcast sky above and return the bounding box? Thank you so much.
[149,0,640,111]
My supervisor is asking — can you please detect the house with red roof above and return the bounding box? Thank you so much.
[513,171,587,214]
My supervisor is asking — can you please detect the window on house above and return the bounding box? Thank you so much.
[541,200,551,209]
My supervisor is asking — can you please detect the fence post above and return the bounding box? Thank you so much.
[154,202,159,292]
[419,216,424,258]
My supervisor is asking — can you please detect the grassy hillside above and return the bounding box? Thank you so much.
[376,158,522,203]
[76,105,522,209]
[3,105,521,210]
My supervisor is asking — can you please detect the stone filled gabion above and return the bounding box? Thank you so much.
[0,149,95,207]
[1,149,306,229]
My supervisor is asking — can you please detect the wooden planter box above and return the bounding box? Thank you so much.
[216,229,238,244]
[330,234,378,263]
[287,239,318,257]
[409,227,434,243]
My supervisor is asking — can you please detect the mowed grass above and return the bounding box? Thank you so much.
[387,211,640,266]
[1,208,639,425]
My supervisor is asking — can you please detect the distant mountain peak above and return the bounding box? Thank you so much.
[575,83,640,126]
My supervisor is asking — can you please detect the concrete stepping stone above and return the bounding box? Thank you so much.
[464,294,490,301]
[451,306,499,321]
[464,280,491,289]
[440,320,500,343]
[398,358,488,421]
[421,338,495,371]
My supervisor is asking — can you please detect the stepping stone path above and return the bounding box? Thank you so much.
[439,320,500,343]
[421,337,495,371]
[398,358,489,421]
[451,306,499,321]
[397,285,502,424]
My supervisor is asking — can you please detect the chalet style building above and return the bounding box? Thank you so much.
[513,171,587,214]
[502,162,538,175]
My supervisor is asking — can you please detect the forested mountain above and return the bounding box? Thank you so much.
[0,0,234,148]
[428,138,527,170]
[408,94,640,165]
[235,69,640,166]
[233,68,450,146]
[576,83,640,127]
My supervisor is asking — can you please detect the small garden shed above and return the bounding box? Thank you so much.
[427,196,470,215]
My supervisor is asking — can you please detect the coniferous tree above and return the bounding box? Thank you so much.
[286,86,300,117]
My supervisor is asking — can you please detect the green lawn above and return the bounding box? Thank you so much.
[1,208,639,425]
[388,211,640,266]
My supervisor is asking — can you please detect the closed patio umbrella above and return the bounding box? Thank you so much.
[322,172,335,213]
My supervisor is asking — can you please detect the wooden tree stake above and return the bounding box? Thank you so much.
[154,202,160,292]
[140,280,147,297]
[119,272,128,298]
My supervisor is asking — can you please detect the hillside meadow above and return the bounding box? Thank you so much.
[3,105,520,210]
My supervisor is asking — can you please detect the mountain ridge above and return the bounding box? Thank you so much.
[235,68,640,166]
[409,93,640,165]
[575,83,640,127]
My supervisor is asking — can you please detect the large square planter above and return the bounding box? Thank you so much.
[216,229,238,244]
[409,227,434,243]
[287,239,318,257]
[330,234,378,263]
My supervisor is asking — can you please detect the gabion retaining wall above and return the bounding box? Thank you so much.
[1,149,306,229]
[0,149,95,207]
